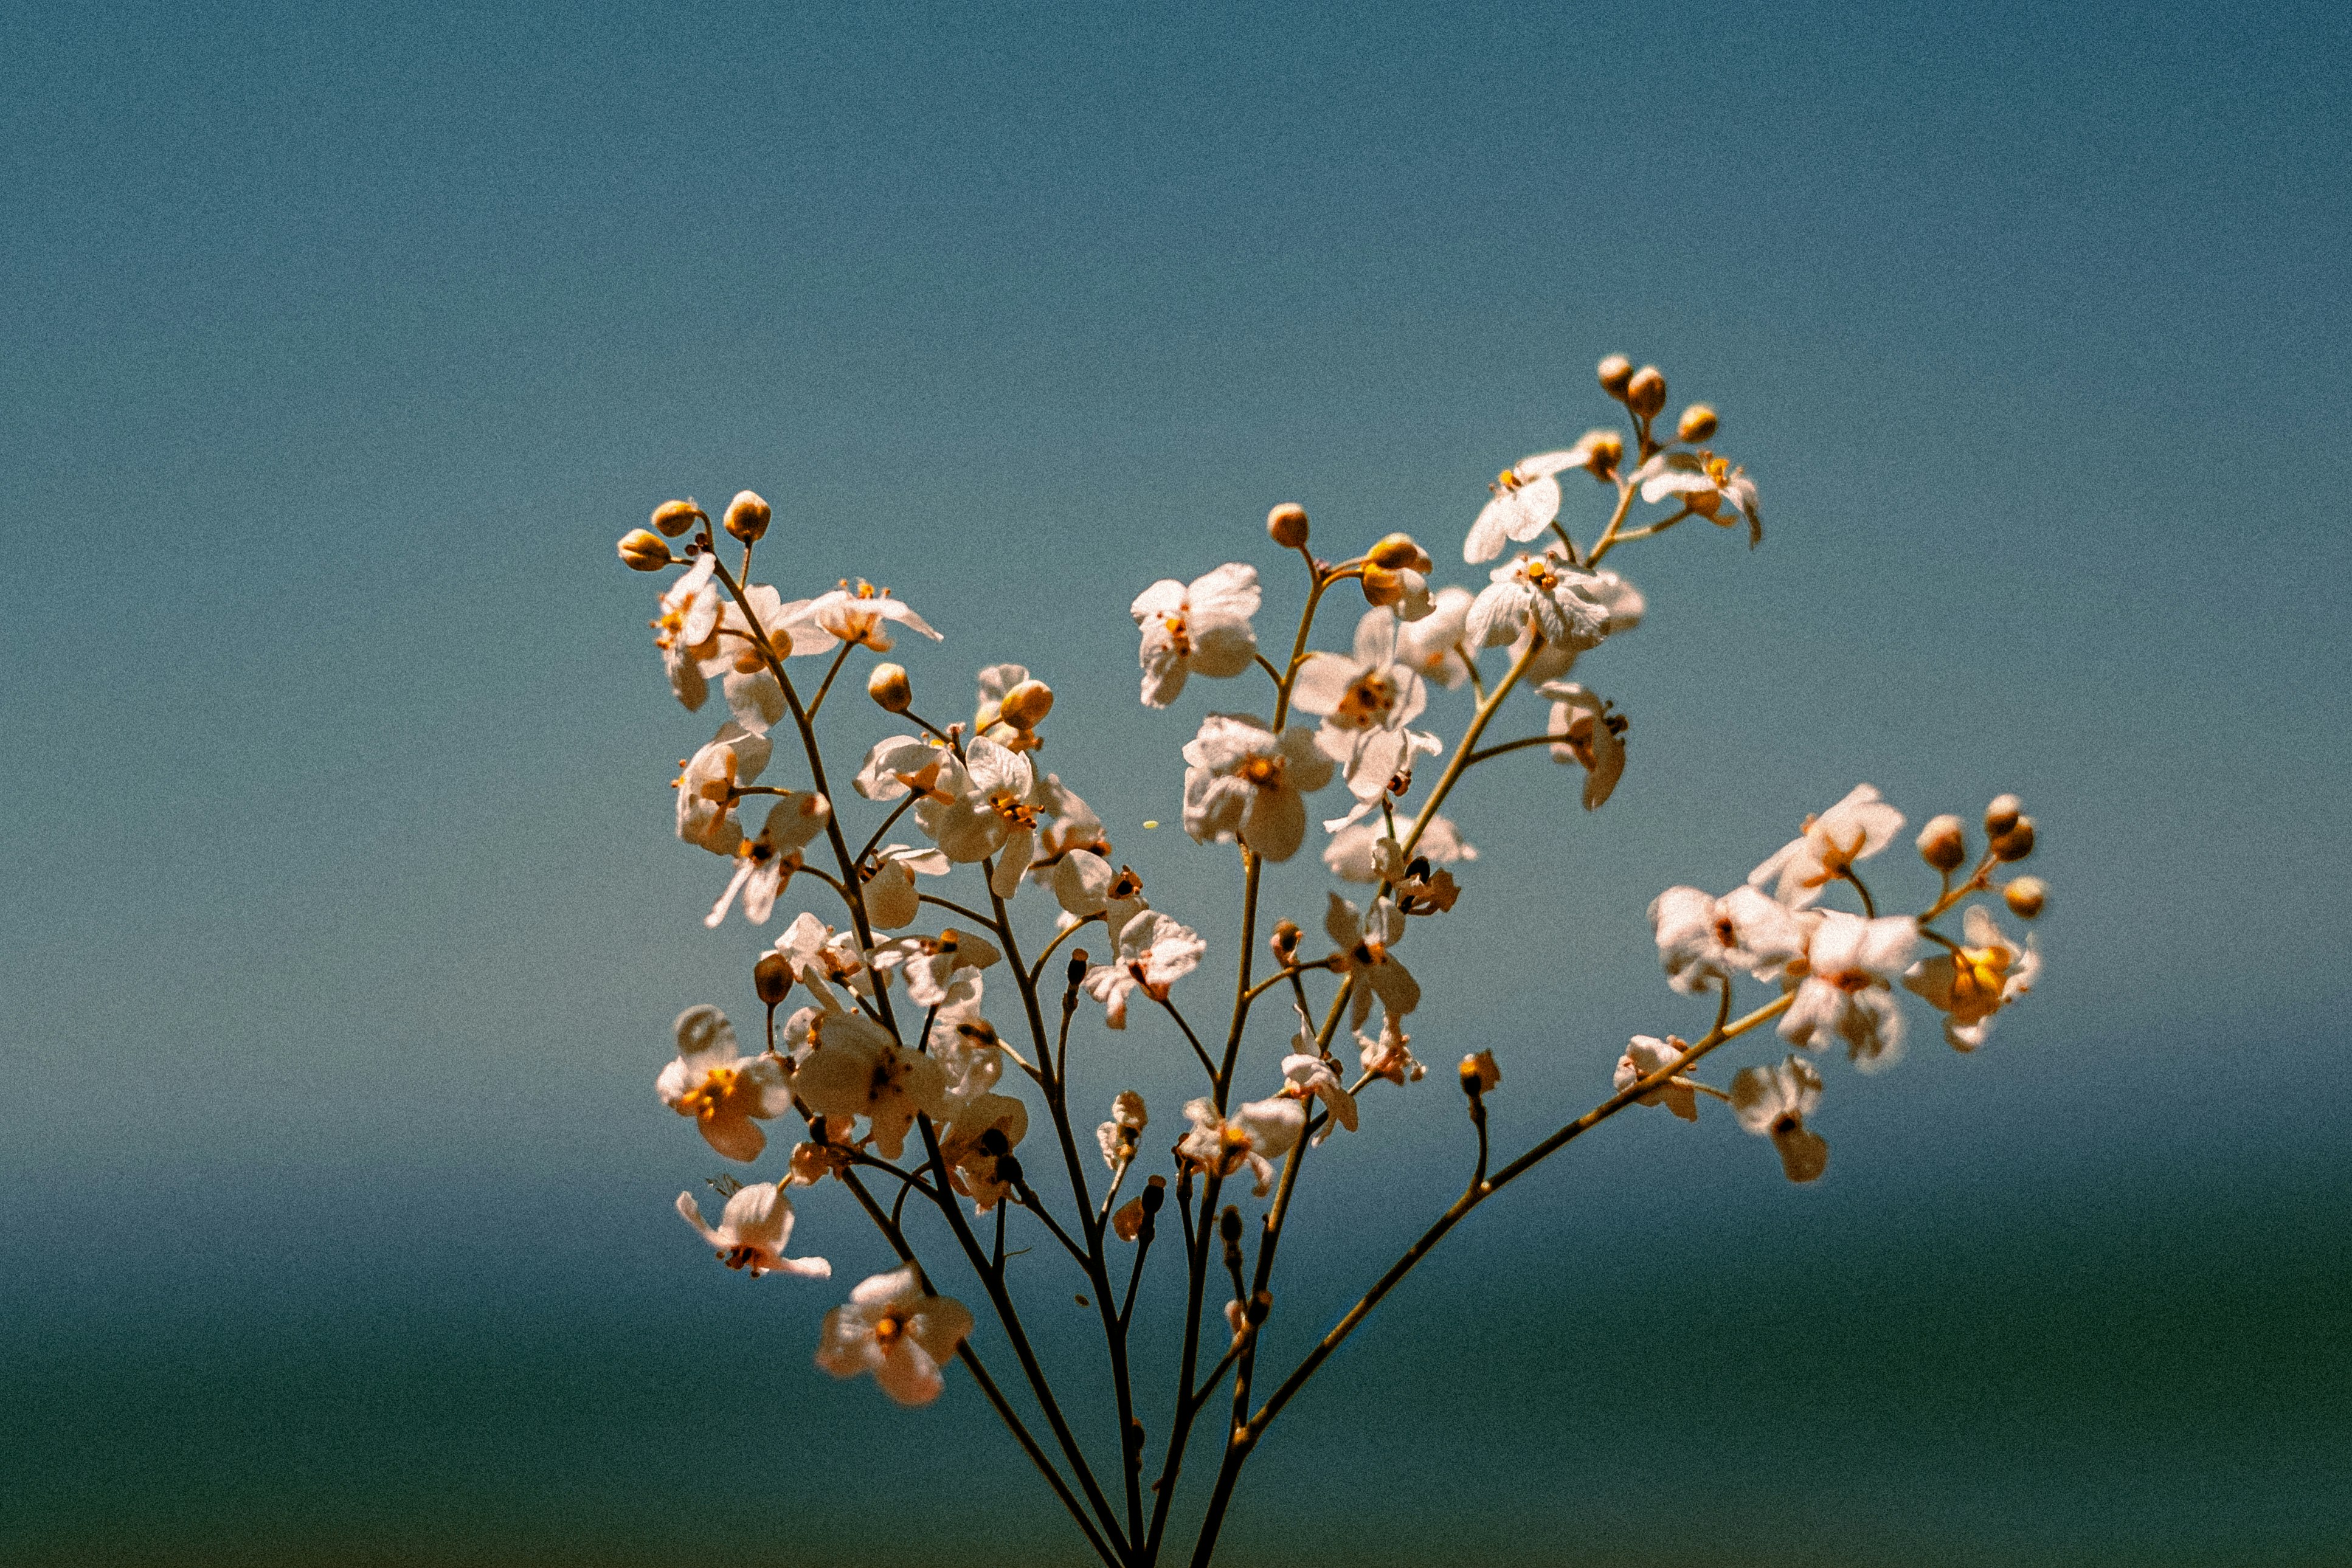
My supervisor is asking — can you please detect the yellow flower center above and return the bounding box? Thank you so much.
[1495,468,1522,492]
[1523,558,1558,590]
[1335,671,1398,727]
[1240,755,1285,789]
[676,1066,747,1124]
[874,1310,908,1346]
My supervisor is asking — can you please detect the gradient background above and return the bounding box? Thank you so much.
[4,3,2348,1564]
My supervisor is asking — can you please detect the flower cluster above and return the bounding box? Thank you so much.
[609,355,2050,1566]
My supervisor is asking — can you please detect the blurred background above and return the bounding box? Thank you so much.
[4,2,2347,1564]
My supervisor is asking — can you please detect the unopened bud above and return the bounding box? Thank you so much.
[1220,1206,1243,1245]
[1625,365,1667,420]
[998,679,1054,728]
[1984,793,2023,838]
[1271,919,1301,956]
[1267,502,1310,549]
[1916,813,1967,873]
[995,1153,1023,1187]
[1368,533,1431,572]
[2003,877,2047,919]
[617,529,671,570]
[1360,563,1406,607]
[1459,1049,1501,1096]
[651,498,707,537]
[1067,952,1089,988]
[1676,404,1718,443]
[753,952,793,1006]
[1597,354,1634,399]
[1583,432,1625,478]
[867,662,912,713]
[723,489,771,544]
[1990,817,2036,862]
[1140,1174,1167,1212]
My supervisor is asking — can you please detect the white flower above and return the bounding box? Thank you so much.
[1080,911,1207,1029]
[1633,449,1763,547]
[772,911,873,996]
[1324,893,1419,1028]
[1052,850,1150,947]
[865,927,1002,1008]
[1749,784,1907,909]
[930,996,1004,1102]
[1281,1010,1357,1144]
[862,842,950,930]
[1464,549,1613,655]
[1538,682,1627,810]
[705,791,831,927]
[792,1003,948,1162]
[1383,590,1476,690]
[1647,885,1810,994]
[1730,1054,1828,1183]
[675,1183,832,1279]
[673,722,774,855]
[1131,564,1262,707]
[1097,1091,1149,1170]
[1500,568,1641,683]
[650,551,725,710]
[1025,773,1112,883]
[1903,905,2043,1051]
[655,1005,794,1163]
[1464,433,1619,563]
[1181,713,1335,862]
[1779,911,1921,1072]
[797,579,942,652]
[938,1091,1029,1214]
[815,1265,975,1407]
[1291,614,1436,803]
[1322,818,1476,886]
[918,737,1048,897]
[1175,1094,1306,1196]
[853,734,955,803]
[1356,1013,1425,1085]
[1614,1034,1698,1122]
[716,579,840,664]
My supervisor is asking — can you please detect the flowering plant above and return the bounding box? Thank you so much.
[614,355,2049,1566]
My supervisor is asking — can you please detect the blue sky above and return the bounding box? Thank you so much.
[3,4,2348,1564]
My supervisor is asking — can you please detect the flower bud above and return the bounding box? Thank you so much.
[1984,793,2023,838]
[998,679,1055,728]
[617,529,672,570]
[1067,952,1090,988]
[1459,1049,1501,1096]
[1916,813,1967,872]
[867,662,912,713]
[651,498,707,537]
[1219,1206,1243,1244]
[1140,1173,1167,1212]
[2003,876,2047,919]
[1597,354,1634,400]
[1368,532,1431,572]
[1990,816,2036,862]
[995,1153,1023,1188]
[753,952,794,1006]
[1360,564,1406,607]
[1270,919,1301,957]
[723,489,771,544]
[1676,404,1718,443]
[1625,365,1667,420]
[1582,432,1625,478]
[1267,502,1310,550]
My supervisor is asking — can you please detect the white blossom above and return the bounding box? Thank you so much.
[650,551,725,710]
[1291,613,1436,803]
[1052,849,1149,947]
[1647,885,1809,994]
[1464,548,1613,655]
[792,998,948,1161]
[1323,818,1475,886]
[1538,682,1627,809]
[705,791,831,927]
[815,1265,975,1407]
[1633,449,1763,547]
[674,722,773,855]
[1614,1034,1698,1122]
[1097,1091,1149,1170]
[1464,433,1618,563]
[865,927,1002,1008]
[1903,905,2043,1051]
[853,734,955,804]
[772,911,873,997]
[1384,591,1476,690]
[1729,1054,1828,1183]
[1025,773,1112,883]
[1130,563,1261,708]
[1081,911,1206,1029]
[1281,1009,1357,1144]
[1779,911,1921,1072]
[1324,893,1419,1028]
[938,1091,1029,1214]
[656,1005,794,1163]
[1749,784,1907,910]
[1356,1013,1425,1085]
[918,737,1048,897]
[675,1182,831,1279]
[1175,1094,1306,1197]
[797,579,942,652]
[862,842,950,930]
[1181,713,1335,862]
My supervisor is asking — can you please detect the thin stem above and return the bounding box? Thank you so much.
[1012,1182,1094,1269]
[1577,478,1644,571]
[1029,914,1101,992]
[1156,995,1220,1081]
[1841,869,1878,919]
[855,791,924,866]
[1461,733,1561,767]
[804,640,859,719]
[921,891,998,926]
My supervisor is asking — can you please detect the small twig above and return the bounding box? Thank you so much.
[804,640,859,719]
